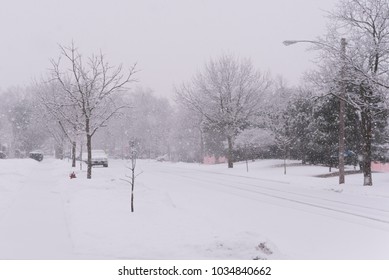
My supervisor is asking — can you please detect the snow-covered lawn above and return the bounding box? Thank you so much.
[0,158,388,260]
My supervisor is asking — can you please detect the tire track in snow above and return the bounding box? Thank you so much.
[155,164,389,214]
[154,168,389,227]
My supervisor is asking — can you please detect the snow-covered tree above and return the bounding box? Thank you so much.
[235,127,275,171]
[176,54,270,168]
[124,88,173,159]
[309,0,389,185]
[259,79,297,173]
[285,88,316,164]
[170,105,204,162]
[305,93,362,166]
[0,87,48,157]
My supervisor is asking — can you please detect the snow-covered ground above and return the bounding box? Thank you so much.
[0,158,388,260]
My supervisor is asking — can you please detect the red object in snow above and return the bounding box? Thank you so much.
[69,172,76,179]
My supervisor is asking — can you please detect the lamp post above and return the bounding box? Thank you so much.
[283,38,347,184]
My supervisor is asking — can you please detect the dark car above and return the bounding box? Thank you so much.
[82,150,108,167]
[29,150,44,162]
[0,151,6,159]
[330,150,360,167]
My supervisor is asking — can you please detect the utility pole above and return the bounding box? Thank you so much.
[283,38,347,184]
[338,38,347,184]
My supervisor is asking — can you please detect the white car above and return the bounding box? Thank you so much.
[156,154,169,162]
[83,150,108,167]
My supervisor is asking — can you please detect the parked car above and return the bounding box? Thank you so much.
[0,151,6,159]
[29,150,44,162]
[330,150,361,168]
[83,150,108,167]
[156,154,169,162]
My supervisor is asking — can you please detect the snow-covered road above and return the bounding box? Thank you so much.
[153,163,389,228]
[0,158,388,259]
[139,161,389,259]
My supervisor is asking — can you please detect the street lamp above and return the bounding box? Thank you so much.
[283,38,347,184]
[283,40,322,46]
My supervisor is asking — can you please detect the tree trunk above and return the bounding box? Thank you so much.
[131,189,134,212]
[199,128,204,163]
[131,163,135,212]
[54,144,63,159]
[72,141,76,168]
[361,109,373,186]
[284,144,287,175]
[86,117,92,179]
[227,135,233,168]
[86,134,92,179]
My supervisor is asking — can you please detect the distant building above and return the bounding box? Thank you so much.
[371,162,389,173]
[203,155,227,164]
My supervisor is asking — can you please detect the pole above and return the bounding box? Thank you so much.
[283,38,347,184]
[338,38,346,184]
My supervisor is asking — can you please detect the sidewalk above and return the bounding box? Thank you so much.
[0,178,75,259]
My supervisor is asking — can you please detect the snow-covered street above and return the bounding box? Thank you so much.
[0,158,388,259]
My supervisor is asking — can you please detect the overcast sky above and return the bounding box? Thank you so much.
[1,0,337,97]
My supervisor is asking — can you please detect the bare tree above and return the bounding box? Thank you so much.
[36,80,83,166]
[50,42,137,179]
[121,139,142,212]
[176,55,270,168]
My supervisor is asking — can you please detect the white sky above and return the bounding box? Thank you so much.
[0,0,337,97]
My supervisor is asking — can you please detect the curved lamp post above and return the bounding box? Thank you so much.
[283,38,347,185]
